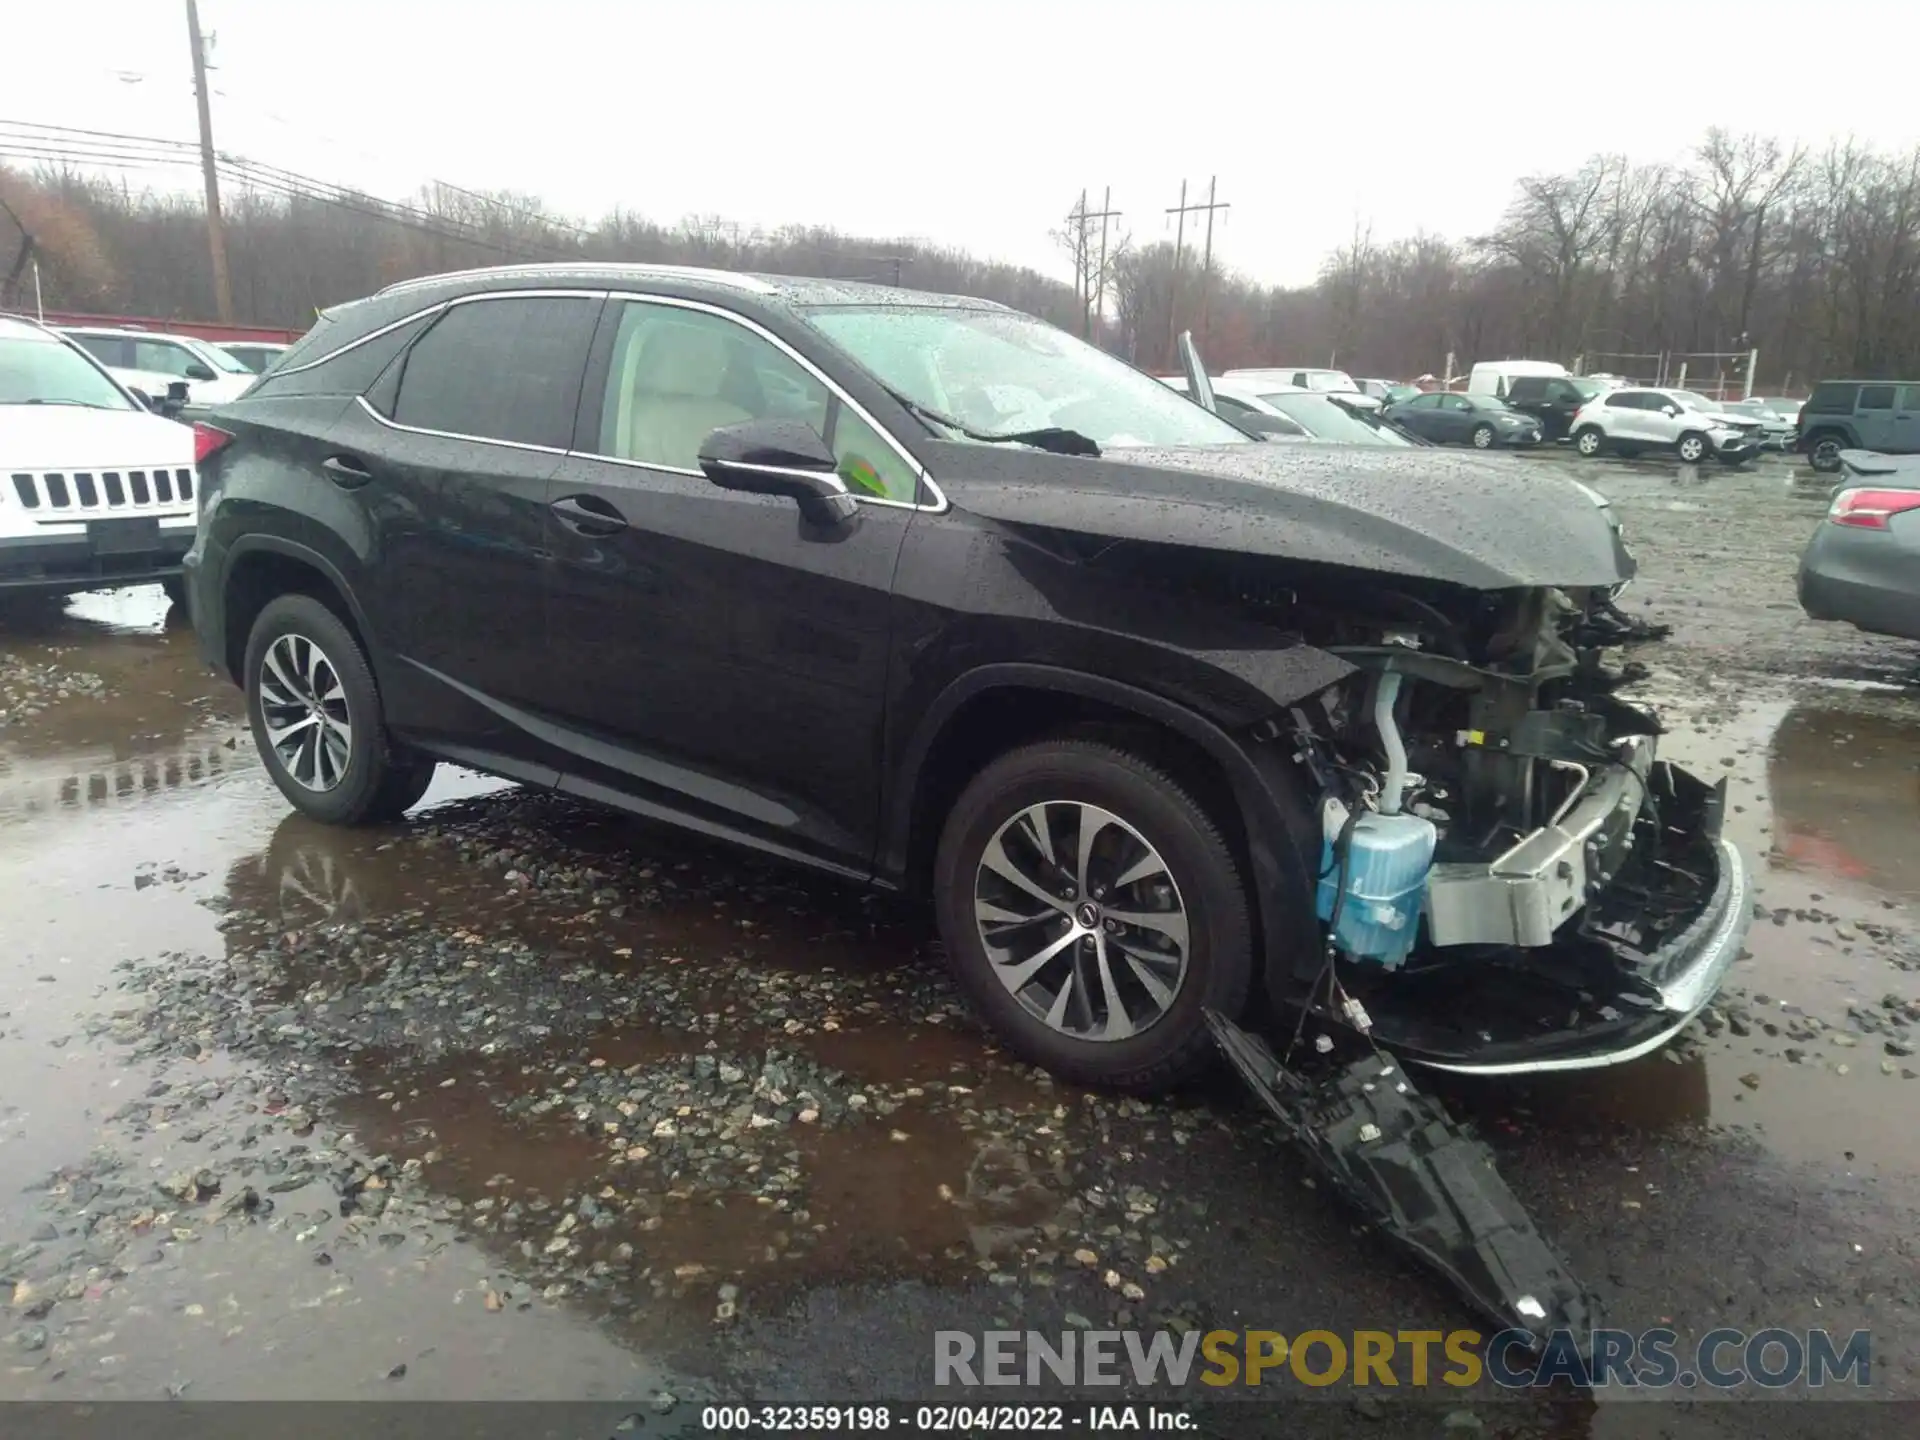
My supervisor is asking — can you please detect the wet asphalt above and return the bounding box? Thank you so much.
[2,450,1918,1435]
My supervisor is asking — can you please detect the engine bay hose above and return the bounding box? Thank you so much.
[1375,670,1408,815]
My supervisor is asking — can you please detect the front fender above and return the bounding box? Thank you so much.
[882,662,1326,1008]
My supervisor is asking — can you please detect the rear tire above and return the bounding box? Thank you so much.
[1471,424,1495,449]
[244,593,427,826]
[933,738,1255,1093]
[1574,426,1605,457]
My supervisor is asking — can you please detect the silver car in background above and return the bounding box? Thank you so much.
[1797,450,1920,641]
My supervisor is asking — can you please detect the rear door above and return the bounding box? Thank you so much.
[334,291,603,772]
[1603,391,1650,444]
[1855,384,1898,450]
[541,295,922,872]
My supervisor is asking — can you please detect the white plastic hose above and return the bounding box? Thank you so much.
[1375,670,1408,815]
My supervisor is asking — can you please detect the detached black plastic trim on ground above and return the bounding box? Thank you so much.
[1206,1010,1602,1357]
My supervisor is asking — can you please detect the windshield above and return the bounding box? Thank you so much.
[0,336,136,409]
[1258,392,1413,445]
[1568,379,1605,401]
[804,306,1251,450]
[1672,391,1720,412]
[183,337,252,374]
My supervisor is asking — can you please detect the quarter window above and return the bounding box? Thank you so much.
[595,302,918,504]
[391,296,601,449]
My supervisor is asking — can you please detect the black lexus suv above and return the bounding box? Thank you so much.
[186,263,1751,1092]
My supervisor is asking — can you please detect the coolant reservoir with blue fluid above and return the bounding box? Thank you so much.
[1313,797,1438,968]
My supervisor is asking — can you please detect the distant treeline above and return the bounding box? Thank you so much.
[5,125,1917,390]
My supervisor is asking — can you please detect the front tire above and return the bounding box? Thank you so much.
[933,738,1254,1093]
[1471,424,1495,449]
[1675,431,1709,464]
[244,594,432,825]
[1574,426,1605,457]
[1806,433,1844,473]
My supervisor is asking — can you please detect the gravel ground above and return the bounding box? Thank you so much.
[2,453,1918,1433]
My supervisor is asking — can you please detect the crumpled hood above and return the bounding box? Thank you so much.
[0,403,193,471]
[928,439,1634,591]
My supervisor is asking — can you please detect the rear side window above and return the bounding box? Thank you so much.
[1606,392,1639,409]
[391,296,602,449]
[1804,382,1858,415]
[1858,384,1896,410]
[71,335,128,367]
[1507,378,1543,401]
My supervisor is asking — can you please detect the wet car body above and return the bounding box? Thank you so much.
[185,263,1747,1090]
[1798,451,1920,642]
[1384,391,1544,449]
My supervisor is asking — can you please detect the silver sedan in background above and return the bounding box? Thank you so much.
[1798,451,1920,641]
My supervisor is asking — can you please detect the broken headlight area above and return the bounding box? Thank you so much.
[1271,586,1750,1076]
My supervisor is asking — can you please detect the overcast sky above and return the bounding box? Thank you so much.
[9,0,1920,290]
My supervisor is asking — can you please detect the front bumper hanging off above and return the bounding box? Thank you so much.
[1207,1013,1603,1357]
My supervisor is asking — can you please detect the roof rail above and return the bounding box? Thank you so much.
[375,261,774,299]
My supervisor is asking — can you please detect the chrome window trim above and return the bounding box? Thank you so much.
[354,394,572,457]
[267,303,450,379]
[272,286,608,380]
[580,293,948,514]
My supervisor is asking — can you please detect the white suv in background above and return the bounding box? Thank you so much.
[1,315,199,599]
[1569,386,1762,464]
[59,326,257,412]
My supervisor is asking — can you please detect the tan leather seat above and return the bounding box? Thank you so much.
[613,320,753,469]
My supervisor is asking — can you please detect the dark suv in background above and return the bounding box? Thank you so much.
[1796,379,1920,472]
[184,262,1748,1094]
[1502,374,1609,442]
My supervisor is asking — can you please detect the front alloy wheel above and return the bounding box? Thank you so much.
[933,738,1257,1092]
[1471,424,1495,449]
[973,800,1189,1041]
[1676,433,1708,464]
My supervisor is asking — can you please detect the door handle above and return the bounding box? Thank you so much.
[550,494,628,537]
[322,454,373,488]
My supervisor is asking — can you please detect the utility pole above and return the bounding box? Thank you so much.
[185,0,233,322]
[1068,186,1123,339]
[1167,179,1230,359]
[1165,180,1187,367]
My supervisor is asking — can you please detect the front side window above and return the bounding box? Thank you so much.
[184,338,252,375]
[1441,394,1473,412]
[391,296,601,449]
[596,301,918,503]
[1257,392,1414,446]
[0,336,135,410]
[805,305,1251,451]
[131,340,201,377]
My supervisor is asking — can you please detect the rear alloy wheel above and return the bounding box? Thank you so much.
[1675,432,1709,464]
[244,593,435,825]
[1807,434,1844,473]
[1574,426,1605,457]
[933,739,1254,1092]
[1471,423,1495,449]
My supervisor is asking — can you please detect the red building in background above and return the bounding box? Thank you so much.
[30,308,303,345]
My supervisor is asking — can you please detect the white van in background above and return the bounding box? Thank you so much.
[1466,360,1570,400]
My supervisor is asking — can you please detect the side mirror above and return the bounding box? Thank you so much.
[698,418,857,525]
[184,362,216,382]
[166,381,190,402]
